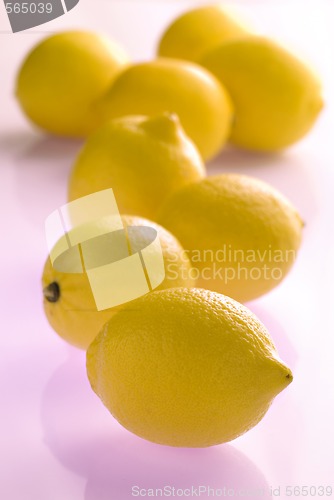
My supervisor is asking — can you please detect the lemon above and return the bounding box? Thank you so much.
[42,215,195,349]
[87,288,293,447]
[68,113,205,220]
[201,36,323,151]
[158,5,247,63]
[96,59,233,161]
[158,174,303,302]
[16,31,128,137]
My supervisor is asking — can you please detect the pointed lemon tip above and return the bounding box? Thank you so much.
[285,369,293,384]
[268,357,293,396]
[140,112,182,143]
[279,365,293,393]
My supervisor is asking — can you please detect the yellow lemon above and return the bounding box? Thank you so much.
[68,113,205,220]
[158,5,247,63]
[16,31,128,137]
[158,174,303,302]
[87,288,293,447]
[96,59,233,161]
[42,215,195,349]
[201,36,323,151]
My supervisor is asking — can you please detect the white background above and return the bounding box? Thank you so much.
[0,1,333,499]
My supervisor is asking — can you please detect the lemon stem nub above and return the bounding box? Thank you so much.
[44,282,60,303]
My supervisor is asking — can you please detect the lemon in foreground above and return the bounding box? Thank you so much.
[16,31,128,137]
[42,215,195,349]
[96,59,233,160]
[158,174,303,302]
[158,5,247,63]
[87,288,293,447]
[201,36,323,151]
[68,113,205,220]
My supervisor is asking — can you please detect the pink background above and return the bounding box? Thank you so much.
[0,1,333,498]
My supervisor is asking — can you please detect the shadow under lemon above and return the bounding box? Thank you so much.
[41,348,272,500]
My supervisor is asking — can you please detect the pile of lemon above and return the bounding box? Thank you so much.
[18,5,322,448]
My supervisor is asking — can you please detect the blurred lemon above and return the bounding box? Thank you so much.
[68,113,205,220]
[42,215,195,349]
[96,59,233,160]
[87,288,293,447]
[201,36,323,151]
[158,5,247,63]
[158,174,303,302]
[16,31,128,137]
